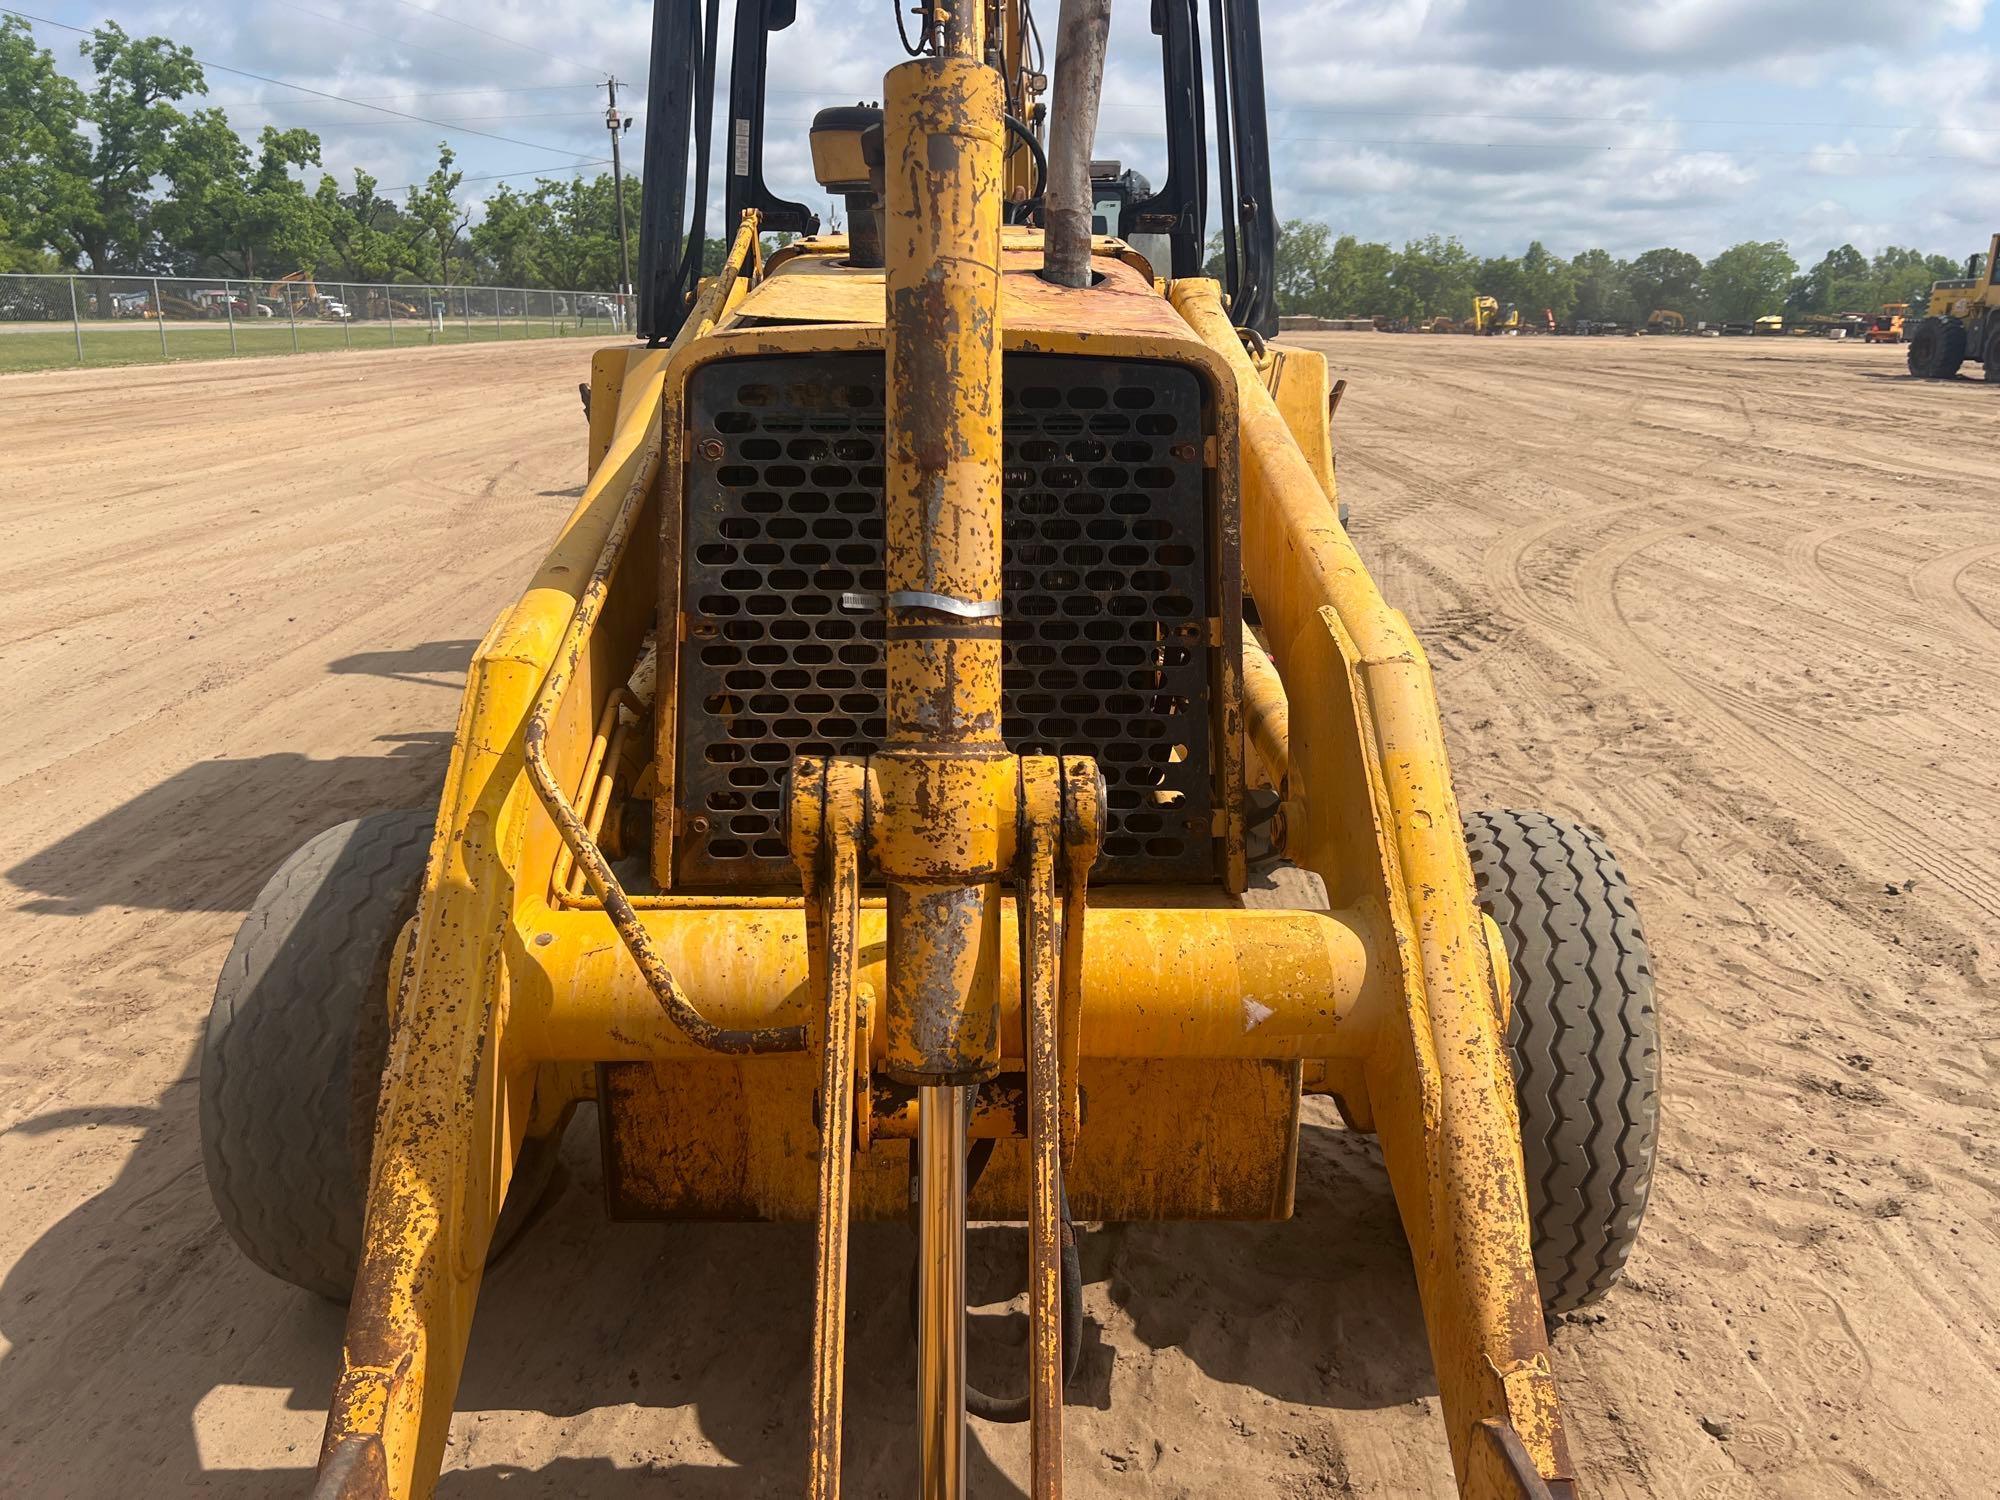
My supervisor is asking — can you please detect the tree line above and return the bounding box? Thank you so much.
[2,15,1980,321]
[0,17,639,290]
[1257,221,1971,328]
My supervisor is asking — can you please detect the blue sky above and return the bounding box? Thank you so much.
[20,0,2000,266]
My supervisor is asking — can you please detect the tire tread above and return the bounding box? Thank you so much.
[1464,810,1659,1314]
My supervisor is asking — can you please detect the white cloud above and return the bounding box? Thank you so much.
[33,0,1998,262]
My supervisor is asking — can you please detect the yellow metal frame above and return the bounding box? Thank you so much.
[313,155,1572,1500]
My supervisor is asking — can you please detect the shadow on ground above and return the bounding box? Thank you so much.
[0,1078,1436,1496]
[325,639,477,688]
[6,735,452,915]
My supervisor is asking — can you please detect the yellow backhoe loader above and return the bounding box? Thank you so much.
[198,3,1659,1497]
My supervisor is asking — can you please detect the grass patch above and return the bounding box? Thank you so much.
[0,316,629,374]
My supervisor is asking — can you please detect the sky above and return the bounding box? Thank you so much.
[19,0,2000,266]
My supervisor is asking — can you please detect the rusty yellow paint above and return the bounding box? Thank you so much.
[1017,758,1069,1497]
[791,756,866,1500]
[599,1054,1300,1224]
[510,898,1390,1064]
[318,337,676,1500]
[315,20,1583,1496]
[877,53,1010,1089]
[1172,277,1572,1496]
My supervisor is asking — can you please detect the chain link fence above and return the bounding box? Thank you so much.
[0,274,635,373]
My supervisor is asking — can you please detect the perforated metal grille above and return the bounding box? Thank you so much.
[676,353,1213,887]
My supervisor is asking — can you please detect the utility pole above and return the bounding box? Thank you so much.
[606,77,635,300]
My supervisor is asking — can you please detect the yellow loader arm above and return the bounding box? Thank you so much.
[182,8,1656,1499]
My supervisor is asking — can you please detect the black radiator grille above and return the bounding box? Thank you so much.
[676,353,1214,887]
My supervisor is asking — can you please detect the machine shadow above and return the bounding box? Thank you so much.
[5,735,453,915]
[1091,1114,1438,1413]
[3,1054,1426,1490]
[325,639,478,688]
[0,1070,1022,1496]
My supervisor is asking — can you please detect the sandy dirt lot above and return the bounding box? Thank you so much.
[2,332,1996,1498]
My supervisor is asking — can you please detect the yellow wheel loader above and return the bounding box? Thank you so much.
[198,3,1660,1497]
[1910,233,2000,380]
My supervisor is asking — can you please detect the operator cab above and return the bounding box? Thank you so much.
[1089,158,1173,277]
[635,0,1279,340]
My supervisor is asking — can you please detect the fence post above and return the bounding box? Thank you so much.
[288,288,299,353]
[388,287,396,347]
[461,287,471,342]
[225,277,238,355]
[342,283,352,350]
[68,276,84,363]
[153,277,169,357]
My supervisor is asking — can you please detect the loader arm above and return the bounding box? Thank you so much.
[300,5,1602,1499]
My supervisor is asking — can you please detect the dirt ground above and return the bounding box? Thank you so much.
[2,332,1995,1498]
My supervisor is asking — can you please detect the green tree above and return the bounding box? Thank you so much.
[469,172,639,290]
[1626,247,1702,321]
[1474,252,1524,310]
[1271,218,1340,316]
[314,169,418,283]
[1515,240,1577,321]
[155,119,325,279]
[1568,248,1632,326]
[0,16,87,270]
[1866,245,1966,317]
[1328,234,1395,316]
[1785,242,1870,315]
[1387,233,1478,320]
[403,145,470,284]
[53,23,208,274]
[1702,240,1798,322]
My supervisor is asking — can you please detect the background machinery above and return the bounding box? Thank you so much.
[1909,234,2000,379]
[1864,304,1907,344]
[197,3,1661,1498]
[1471,293,1521,334]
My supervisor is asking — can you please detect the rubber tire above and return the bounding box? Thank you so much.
[1463,810,1660,1315]
[200,810,561,1299]
[1908,316,1966,379]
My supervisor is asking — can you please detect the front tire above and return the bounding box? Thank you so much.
[1908,316,1966,379]
[200,811,561,1299]
[1464,810,1660,1315]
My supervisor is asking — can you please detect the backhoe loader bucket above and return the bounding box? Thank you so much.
[197,5,1658,1497]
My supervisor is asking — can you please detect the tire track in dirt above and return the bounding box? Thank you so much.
[1910,539,2000,649]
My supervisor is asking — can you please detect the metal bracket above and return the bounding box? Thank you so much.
[839,589,1004,619]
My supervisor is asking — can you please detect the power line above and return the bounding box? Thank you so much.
[401,160,611,193]
[269,0,469,71]
[342,83,606,102]
[765,81,1995,139]
[1,7,594,156]
[760,112,2000,167]
[377,0,607,83]
[221,105,619,126]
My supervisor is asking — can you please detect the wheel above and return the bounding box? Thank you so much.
[200,810,562,1299]
[1463,810,1660,1315]
[1907,316,1966,379]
